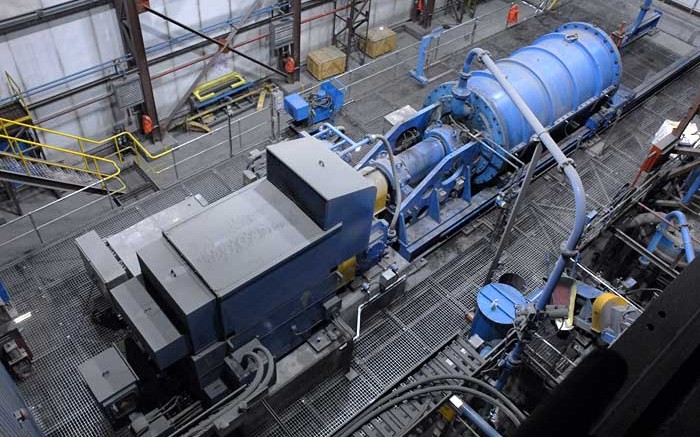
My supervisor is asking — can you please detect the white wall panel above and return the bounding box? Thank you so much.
[1,0,415,151]
[0,1,42,21]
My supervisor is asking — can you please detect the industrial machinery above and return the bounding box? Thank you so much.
[190,71,253,110]
[283,79,345,127]
[176,72,268,132]
[72,16,688,437]
[0,281,32,380]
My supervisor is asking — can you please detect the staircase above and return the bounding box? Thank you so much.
[0,115,135,198]
[0,155,118,195]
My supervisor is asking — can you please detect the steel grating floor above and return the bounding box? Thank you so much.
[0,0,698,436]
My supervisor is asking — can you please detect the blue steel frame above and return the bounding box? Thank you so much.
[621,0,663,47]
[395,141,479,255]
[410,27,445,86]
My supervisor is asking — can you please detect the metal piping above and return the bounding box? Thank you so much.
[469,48,587,309]
[463,48,587,389]
[641,210,696,264]
[369,134,402,238]
[449,395,503,437]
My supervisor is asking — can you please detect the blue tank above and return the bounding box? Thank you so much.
[470,283,527,343]
[426,22,622,183]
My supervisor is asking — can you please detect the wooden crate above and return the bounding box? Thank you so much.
[307,46,347,80]
[360,26,397,58]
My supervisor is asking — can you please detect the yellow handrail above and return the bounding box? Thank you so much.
[0,116,172,162]
[0,132,126,193]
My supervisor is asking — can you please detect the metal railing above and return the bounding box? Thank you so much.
[0,2,534,260]
[137,2,523,184]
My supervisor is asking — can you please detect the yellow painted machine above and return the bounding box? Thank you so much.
[181,72,274,133]
[191,71,250,108]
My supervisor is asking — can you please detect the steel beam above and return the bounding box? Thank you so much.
[144,5,286,78]
[116,0,161,141]
[0,0,112,36]
[292,0,302,82]
[485,142,543,284]
[143,2,275,130]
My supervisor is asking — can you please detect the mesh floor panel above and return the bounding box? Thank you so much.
[0,0,698,435]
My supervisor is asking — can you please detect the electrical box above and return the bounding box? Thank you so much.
[283,93,310,122]
[78,347,139,422]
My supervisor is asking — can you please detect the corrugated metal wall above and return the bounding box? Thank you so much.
[0,0,420,151]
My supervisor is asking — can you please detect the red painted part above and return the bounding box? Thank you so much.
[284,57,296,73]
[631,144,662,187]
[142,114,154,134]
[506,4,519,25]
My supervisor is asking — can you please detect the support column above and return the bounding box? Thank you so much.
[115,0,161,141]
[291,0,301,82]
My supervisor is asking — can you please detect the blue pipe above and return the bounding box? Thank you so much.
[682,168,700,206]
[449,395,503,437]
[452,48,481,101]
[313,123,371,159]
[467,48,587,390]
[641,210,696,264]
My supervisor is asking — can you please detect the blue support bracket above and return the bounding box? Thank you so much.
[682,167,700,206]
[613,0,663,47]
[410,27,445,86]
[396,141,480,250]
[0,280,10,304]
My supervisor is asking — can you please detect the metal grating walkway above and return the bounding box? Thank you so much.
[0,0,697,436]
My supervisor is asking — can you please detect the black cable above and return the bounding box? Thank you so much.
[176,352,262,437]
[250,346,275,399]
[371,374,526,422]
[336,385,521,437]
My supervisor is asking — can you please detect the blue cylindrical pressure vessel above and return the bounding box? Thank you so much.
[424,22,623,183]
[470,283,527,343]
[466,22,622,150]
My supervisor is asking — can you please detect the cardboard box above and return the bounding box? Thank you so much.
[360,26,397,58]
[307,46,347,80]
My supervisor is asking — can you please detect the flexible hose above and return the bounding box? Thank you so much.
[370,134,401,238]
[251,346,275,398]
[211,348,274,433]
[372,374,526,421]
[176,352,262,437]
[337,385,521,437]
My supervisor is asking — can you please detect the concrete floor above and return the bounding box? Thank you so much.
[0,0,699,436]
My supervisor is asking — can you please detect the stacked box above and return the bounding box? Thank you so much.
[307,46,346,80]
[360,26,397,58]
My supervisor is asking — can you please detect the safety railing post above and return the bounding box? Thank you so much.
[28,213,43,244]
[114,138,124,164]
[77,139,90,171]
[227,106,234,158]
[237,119,243,151]
[172,148,180,180]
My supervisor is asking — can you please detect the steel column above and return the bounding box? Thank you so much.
[292,0,302,82]
[116,0,161,141]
